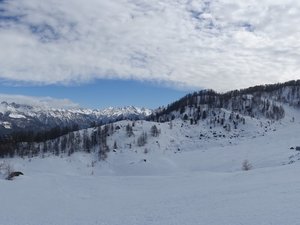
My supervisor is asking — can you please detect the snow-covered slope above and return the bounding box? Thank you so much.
[1,103,300,225]
[2,155,300,225]
[0,101,152,134]
[1,81,300,225]
[73,103,300,174]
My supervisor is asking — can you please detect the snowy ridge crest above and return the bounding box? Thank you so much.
[0,102,152,134]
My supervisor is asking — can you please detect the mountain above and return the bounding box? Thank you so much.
[2,80,299,136]
[1,80,300,157]
[0,102,152,135]
[2,80,300,225]
[149,80,300,122]
[2,79,299,158]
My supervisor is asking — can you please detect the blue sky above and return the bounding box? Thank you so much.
[0,79,191,109]
[0,0,299,109]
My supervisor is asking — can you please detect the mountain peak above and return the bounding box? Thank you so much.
[0,103,152,134]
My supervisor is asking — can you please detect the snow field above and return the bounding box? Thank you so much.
[1,104,300,224]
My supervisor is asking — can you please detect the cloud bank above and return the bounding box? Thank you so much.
[0,94,79,109]
[0,0,299,91]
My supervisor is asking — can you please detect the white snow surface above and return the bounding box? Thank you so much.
[1,105,300,224]
[0,121,12,129]
[8,113,26,119]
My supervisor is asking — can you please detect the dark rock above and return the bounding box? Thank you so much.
[6,171,24,180]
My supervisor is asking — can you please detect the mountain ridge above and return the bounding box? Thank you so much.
[0,102,152,134]
[1,80,299,135]
[149,80,300,123]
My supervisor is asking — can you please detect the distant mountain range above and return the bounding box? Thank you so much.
[1,80,300,136]
[1,80,300,158]
[0,102,152,134]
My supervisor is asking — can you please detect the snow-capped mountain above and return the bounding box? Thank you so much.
[0,102,152,134]
[4,80,300,158]
[2,80,300,225]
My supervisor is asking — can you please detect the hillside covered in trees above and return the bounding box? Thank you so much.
[1,80,300,159]
[148,80,300,123]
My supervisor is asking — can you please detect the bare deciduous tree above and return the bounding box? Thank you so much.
[242,160,252,171]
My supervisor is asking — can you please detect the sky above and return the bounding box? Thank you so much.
[0,0,299,109]
[0,79,190,109]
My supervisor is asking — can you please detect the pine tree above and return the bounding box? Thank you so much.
[150,125,159,137]
[113,141,117,150]
[137,132,147,147]
[126,124,134,137]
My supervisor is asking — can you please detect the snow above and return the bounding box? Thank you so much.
[0,101,152,131]
[8,113,26,119]
[0,121,12,129]
[0,101,152,119]
[1,155,300,225]
[1,103,300,224]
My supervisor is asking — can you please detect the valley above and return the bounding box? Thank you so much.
[1,81,300,225]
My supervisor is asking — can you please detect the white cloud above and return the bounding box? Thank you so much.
[0,94,79,109]
[0,0,299,91]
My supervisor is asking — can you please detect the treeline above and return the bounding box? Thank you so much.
[148,80,300,122]
[227,80,300,96]
[0,124,80,158]
[148,90,218,122]
[0,122,161,159]
[0,124,114,159]
[0,124,81,144]
[0,113,140,146]
[0,119,116,156]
